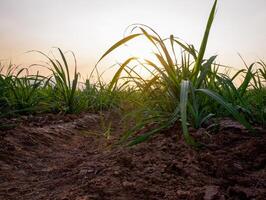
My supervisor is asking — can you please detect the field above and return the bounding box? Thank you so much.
[1,1,266,199]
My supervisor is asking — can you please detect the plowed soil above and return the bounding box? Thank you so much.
[0,112,265,200]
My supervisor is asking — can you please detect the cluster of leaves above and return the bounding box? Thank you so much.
[0,48,121,121]
[95,0,266,146]
[0,64,48,116]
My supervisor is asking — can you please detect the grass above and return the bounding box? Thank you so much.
[0,0,265,145]
[35,48,85,113]
[0,48,125,118]
[95,0,265,145]
[0,63,48,115]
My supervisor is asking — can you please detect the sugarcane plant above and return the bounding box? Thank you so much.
[94,0,258,146]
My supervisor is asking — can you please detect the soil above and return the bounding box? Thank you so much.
[0,112,265,200]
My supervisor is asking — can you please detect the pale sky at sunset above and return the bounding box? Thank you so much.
[0,0,266,80]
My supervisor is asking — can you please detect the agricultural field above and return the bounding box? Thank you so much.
[0,0,265,199]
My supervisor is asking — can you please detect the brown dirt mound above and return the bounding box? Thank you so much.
[0,113,265,200]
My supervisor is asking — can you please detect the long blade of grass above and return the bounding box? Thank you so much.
[192,0,217,79]
[196,88,252,129]
[238,63,254,97]
[97,34,141,64]
[180,80,196,145]
[108,57,136,90]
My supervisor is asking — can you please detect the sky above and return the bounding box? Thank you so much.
[0,0,266,80]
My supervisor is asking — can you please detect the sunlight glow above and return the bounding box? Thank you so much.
[0,0,266,80]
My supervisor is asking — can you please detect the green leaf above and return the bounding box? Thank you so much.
[97,34,142,64]
[108,57,136,90]
[192,0,217,79]
[180,80,196,145]
[196,88,252,129]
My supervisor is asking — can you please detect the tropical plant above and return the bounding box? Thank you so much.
[0,63,48,115]
[94,0,255,146]
[34,48,85,113]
